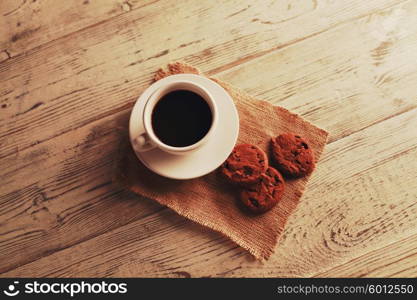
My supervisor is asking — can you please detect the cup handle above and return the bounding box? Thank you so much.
[132,133,155,152]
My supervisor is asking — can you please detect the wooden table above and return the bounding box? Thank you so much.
[1,0,417,278]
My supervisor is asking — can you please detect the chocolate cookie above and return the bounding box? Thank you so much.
[220,144,268,186]
[240,167,285,214]
[270,133,314,178]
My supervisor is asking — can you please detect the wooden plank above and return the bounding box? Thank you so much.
[2,108,417,277]
[218,0,417,143]
[1,0,416,274]
[0,111,169,273]
[3,0,415,194]
[314,233,417,277]
[0,0,405,160]
[0,0,157,57]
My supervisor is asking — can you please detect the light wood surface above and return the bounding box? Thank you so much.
[1,0,416,277]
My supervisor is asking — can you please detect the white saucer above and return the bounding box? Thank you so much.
[129,74,239,180]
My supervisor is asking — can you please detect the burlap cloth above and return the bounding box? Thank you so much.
[116,62,328,260]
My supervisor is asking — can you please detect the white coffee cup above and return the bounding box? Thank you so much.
[130,79,218,155]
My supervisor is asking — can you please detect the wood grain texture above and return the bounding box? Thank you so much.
[315,232,417,277]
[0,0,405,159]
[218,0,417,143]
[0,0,157,57]
[3,108,417,277]
[1,0,417,277]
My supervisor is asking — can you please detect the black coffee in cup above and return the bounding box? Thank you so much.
[151,90,212,147]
